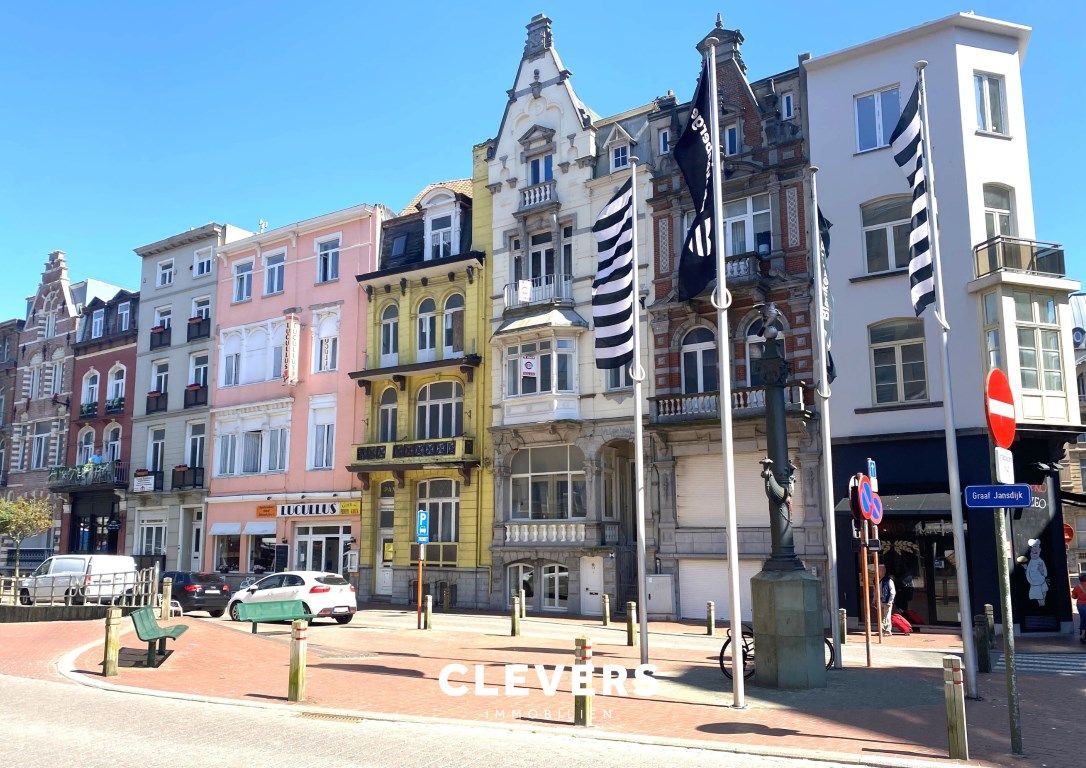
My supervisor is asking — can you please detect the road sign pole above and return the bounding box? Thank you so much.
[861,520,873,668]
[994,504,1023,754]
[872,529,884,644]
[416,544,425,630]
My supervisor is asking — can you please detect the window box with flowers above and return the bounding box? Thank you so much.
[150,326,165,333]
[134,468,151,477]
[185,383,202,391]
[174,464,189,471]
[187,316,203,325]
[149,325,172,350]
[147,390,162,397]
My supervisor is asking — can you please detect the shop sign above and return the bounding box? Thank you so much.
[132,474,156,493]
[282,314,300,385]
[256,505,277,518]
[277,500,360,517]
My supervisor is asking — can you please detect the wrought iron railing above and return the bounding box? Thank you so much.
[47,460,129,491]
[649,382,808,423]
[503,272,573,309]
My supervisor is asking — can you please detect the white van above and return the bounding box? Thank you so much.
[18,554,138,605]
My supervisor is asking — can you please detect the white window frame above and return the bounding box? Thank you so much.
[377,388,397,442]
[723,123,739,156]
[223,352,241,387]
[309,398,336,470]
[108,366,125,400]
[982,291,1002,371]
[508,445,587,521]
[192,296,211,321]
[313,311,340,373]
[156,259,174,288]
[680,328,719,394]
[380,304,399,367]
[869,319,928,405]
[82,371,99,405]
[264,250,286,295]
[117,302,130,331]
[137,520,167,557]
[415,382,463,440]
[974,72,1007,135]
[153,306,171,330]
[30,421,51,470]
[193,246,214,278]
[186,422,206,469]
[658,129,670,155]
[241,430,263,474]
[606,364,633,391]
[983,184,1015,239]
[29,366,41,400]
[443,294,464,358]
[268,427,288,472]
[854,85,900,152]
[541,563,569,611]
[1014,292,1063,393]
[148,427,166,473]
[861,197,912,275]
[723,194,772,257]
[529,154,553,185]
[428,216,453,261]
[190,353,209,387]
[152,360,169,394]
[47,362,62,396]
[233,260,253,303]
[77,428,95,465]
[217,433,237,476]
[44,311,57,339]
[105,426,121,462]
[611,144,629,172]
[417,298,437,363]
[91,309,104,339]
[315,234,340,284]
[417,479,459,543]
[504,339,576,398]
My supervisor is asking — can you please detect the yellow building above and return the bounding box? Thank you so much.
[347,178,494,607]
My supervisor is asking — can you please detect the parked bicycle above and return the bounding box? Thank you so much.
[718,623,835,679]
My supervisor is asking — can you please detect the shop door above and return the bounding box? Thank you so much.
[922,528,960,625]
[375,532,394,596]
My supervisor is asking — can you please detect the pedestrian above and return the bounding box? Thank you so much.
[877,564,895,636]
[1072,573,1086,644]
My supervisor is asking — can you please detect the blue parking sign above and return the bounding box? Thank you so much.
[416,509,430,544]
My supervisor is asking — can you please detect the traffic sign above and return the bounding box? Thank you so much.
[984,369,1017,449]
[415,509,430,544]
[1065,523,1075,545]
[964,484,1032,509]
[867,458,878,493]
[869,492,884,525]
[856,475,877,521]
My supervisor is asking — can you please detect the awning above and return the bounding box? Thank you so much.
[492,307,588,337]
[835,493,951,515]
[242,521,276,536]
[208,522,241,536]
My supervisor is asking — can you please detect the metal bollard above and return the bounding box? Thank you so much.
[102,607,122,677]
[943,656,969,760]
[518,588,526,619]
[511,596,521,637]
[838,608,848,645]
[973,616,991,672]
[706,601,715,636]
[626,601,636,647]
[424,595,433,630]
[573,636,593,726]
[984,603,995,649]
[160,577,173,621]
[602,594,610,626]
[288,619,308,702]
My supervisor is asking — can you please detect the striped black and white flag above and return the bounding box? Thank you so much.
[591,176,635,370]
[889,79,936,316]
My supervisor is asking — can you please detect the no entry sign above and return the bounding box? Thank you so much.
[984,369,1016,449]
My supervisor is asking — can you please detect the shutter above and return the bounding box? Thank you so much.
[678,558,759,621]
[451,311,464,353]
[676,453,802,529]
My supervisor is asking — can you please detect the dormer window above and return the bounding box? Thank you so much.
[421,189,460,262]
[611,145,629,172]
[429,216,452,261]
[91,309,104,339]
[391,234,408,259]
[530,155,553,185]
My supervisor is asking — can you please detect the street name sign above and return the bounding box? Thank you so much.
[964,484,1032,509]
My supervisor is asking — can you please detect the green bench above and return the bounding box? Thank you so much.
[131,606,189,667]
[235,599,314,634]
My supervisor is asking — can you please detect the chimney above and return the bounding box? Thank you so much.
[524,14,553,59]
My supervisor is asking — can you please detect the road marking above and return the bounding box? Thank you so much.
[993,652,1086,676]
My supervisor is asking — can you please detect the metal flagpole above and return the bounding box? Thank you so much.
[808,166,842,668]
[916,59,978,698]
[628,158,650,665]
[704,37,745,707]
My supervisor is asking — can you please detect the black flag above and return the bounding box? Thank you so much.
[674,58,717,301]
[817,207,836,384]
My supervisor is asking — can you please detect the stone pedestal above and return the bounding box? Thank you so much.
[751,569,827,689]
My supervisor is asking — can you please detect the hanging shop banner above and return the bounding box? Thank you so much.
[282,313,300,385]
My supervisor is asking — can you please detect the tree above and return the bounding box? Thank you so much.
[0,497,54,577]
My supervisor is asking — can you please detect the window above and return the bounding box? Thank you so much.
[974,73,1006,135]
[109,367,125,399]
[152,361,169,393]
[983,185,1015,239]
[658,129,670,155]
[241,431,262,474]
[313,422,334,469]
[508,564,534,606]
[268,427,287,472]
[117,302,130,331]
[316,335,338,372]
[415,382,463,440]
[192,297,210,321]
[44,311,57,338]
[723,123,739,156]
[869,319,927,404]
[28,367,41,400]
[157,259,174,287]
[417,479,459,543]
[1014,291,1063,392]
[105,426,121,462]
[264,251,285,295]
[217,434,237,476]
[391,234,408,259]
[223,352,240,387]
[606,364,632,391]
[91,309,104,339]
[190,353,208,386]
[509,445,587,520]
[529,154,553,185]
[233,261,253,302]
[380,305,399,366]
[505,339,575,397]
[77,429,94,464]
[31,422,51,470]
[194,247,214,278]
[723,194,771,256]
[417,298,437,361]
[855,86,901,152]
[429,216,452,261]
[681,328,719,394]
[781,91,795,120]
[148,428,166,472]
[82,371,99,404]
[443,294,464,357]
[982,292,1002,370]
[310,399,336,470]
[47,362,61,396]
[317,237,340,283]
[154,306,171,329]
[745,317,786,387]
[138,521,166,557]
[378,388,397,442]
[611,144,629,172]
[187,423,205,468]
[313,312,339,373]
[862,197,912,273]
[542,564,569,611]
[214,535,240,572]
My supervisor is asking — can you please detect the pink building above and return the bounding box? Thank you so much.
[205,204,384,579]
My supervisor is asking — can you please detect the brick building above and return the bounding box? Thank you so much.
[0,318,24,491]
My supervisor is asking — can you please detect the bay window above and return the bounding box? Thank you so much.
[509,445,587,520]
[1014,292,1063,392]
[505,339,575,397]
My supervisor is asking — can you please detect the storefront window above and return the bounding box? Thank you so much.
[509,445,587,520]
[248,535,277,573]
[295,524,351,573]
[214,535,241,572]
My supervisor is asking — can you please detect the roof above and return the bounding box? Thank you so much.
[493,307,588,337]
[71,279,128,308]
[398,180,473,217]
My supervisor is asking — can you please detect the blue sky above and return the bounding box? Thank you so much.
[1,1,1082,316]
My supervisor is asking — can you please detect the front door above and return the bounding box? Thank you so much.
[375,531,394,596]
[188,508,203,571]
[580,555,604,616]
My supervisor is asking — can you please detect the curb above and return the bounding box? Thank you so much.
[54,633,966,768]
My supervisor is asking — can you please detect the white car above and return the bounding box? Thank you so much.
[226,571,357,624]
[19,554,138,605]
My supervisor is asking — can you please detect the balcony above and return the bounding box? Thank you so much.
[148,326,172,350]
[519,180,558,212]
[725,253,762,286]
[105,396,125,415]
[649,382,809,424]
[502,393,581,426]
[131,470,164,493]
[48,460,129,492]
[187,316,210,341]
[146,392,168,414]
[973,236,1066,279]
[348,436,478,485]
[171,466,205,490]
[504,522,587,545]
[79,401,98,419]
[503,272,573,310]
[184,384,208,408]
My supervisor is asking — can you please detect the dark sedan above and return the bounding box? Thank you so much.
[161,571,231,617]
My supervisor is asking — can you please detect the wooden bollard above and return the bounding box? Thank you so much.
[706,601,715,636]
[288,619,308,702]
[424,595,433,630]
[943,655,969,760]
[102,606,122,677]
[511,596,521,637]
[838,608,848,645]
[626,601,636,646]
[442,586,451,612]
[602,594,610,626]
[518,588,526,619]
[973,616,991,673]
[573,636,593,726]
[160,577,173,621]
[984,603,995,649]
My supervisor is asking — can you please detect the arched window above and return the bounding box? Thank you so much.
[542,563,569,611]
[380,305,399,367]
[680,328,719,394]
[869,319,927,405]
[983,184,1015,239]
[77,428,95,464]
[745,317,786,387]
[221,332,243,387]
[415,381,463,439]
[443,294,464,357]
[861,197,911,274]
[378,387,397,443]
[105,426,121,462]
[417,479,459,543]
[82,371,99,406]
[417,298,437,362]
[108,365,126,401]
[314,313,339,373]
[243,327,268,385]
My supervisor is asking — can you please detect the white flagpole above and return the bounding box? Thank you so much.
[808,166,842,668]
[628,158,650,665]
[705,37,745,707]
[917,60,978,698]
